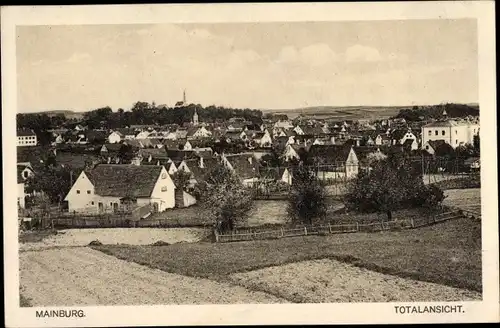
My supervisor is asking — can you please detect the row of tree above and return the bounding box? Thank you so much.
[18,101,268,133]
[394,103,479,122]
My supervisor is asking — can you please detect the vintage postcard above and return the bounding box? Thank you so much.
[2,2,498,327]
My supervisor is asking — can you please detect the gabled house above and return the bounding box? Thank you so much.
[163,139,183,150]
[273,120,294,130]
[391,129,417,146]
[187,126,212,139]
[294,125,305,136]
[221,153,260,186]
[352,146,382,167]
[17,169,26,209]
[307,144,359,180]
[64,164,176,213]
[284,144,302,162]
[402,138,419,151]
[135,130,151,139]
[108,131,123,144]
[17,162,35,181]
[422,140,455,156]
[136,148,169,165]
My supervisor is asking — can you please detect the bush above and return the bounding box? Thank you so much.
[88,240,103,246]
[151,241,170,246]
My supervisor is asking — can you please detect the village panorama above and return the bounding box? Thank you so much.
[17,98,482,306]
[13,19,482,307]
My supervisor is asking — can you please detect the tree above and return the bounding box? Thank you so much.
[287,165,328,225]
[193,164,254,234]
[473,134,480,155]
[118,144,135,163]
[26,166,73,204]
[344,155,444,221]
[171,169,193,192]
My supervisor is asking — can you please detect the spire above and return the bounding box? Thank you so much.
[183,89,187,105]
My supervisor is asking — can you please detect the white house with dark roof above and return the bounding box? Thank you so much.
[307,144,359,180]
[421,119,479,149]
[64,164,176,213]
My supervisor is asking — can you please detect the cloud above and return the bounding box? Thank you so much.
[277,43,337,67]
[345,44,382,62]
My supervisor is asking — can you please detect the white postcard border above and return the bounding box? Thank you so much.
[2,2,498,326]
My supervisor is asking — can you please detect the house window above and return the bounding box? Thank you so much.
[456,140,458,144]
[110,202,113,206]
[435,130,438,136]
[161,186,168,192]
[161,173,167,179]
[87,190,91,194]
[91,201,95,205]
[76,190,80,194]
[441,130,445,136]
[455,130,458,135]
[425,145,429,150]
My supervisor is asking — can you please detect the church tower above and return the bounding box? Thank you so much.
[183,89,187,105]
[193,107,199,126]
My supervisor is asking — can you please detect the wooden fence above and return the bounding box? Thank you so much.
[215,210,464,243]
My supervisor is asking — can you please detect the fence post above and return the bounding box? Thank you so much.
[214,229,219,242]
[410,218,415,228]
[280,227,284,238]
[328,223,332,234]
[304,226,307,236]
[356,222,359,232]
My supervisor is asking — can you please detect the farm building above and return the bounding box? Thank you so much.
[64,164,176,213]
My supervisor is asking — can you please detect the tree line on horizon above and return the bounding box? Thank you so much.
[392,103,479,122]
[17,101,287,145]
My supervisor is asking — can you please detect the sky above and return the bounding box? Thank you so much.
[16,19,478,113]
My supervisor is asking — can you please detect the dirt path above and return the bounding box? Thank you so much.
[19,247,287,306]
[230,259,481,303]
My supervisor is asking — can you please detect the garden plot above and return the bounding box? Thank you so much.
[19,247,286,306]
[443,188,481,213]
[230,259,481,303]
[19,228,209,251]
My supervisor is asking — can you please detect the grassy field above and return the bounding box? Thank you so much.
[94,217,481,293]
[18,230,59,243]
[264,106,406,120]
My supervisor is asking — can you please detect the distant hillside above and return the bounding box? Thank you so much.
[263,106,410,120]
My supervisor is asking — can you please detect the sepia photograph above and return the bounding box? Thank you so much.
[2,2,498,327]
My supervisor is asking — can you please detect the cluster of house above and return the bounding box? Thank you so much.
[16,111,480,214]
